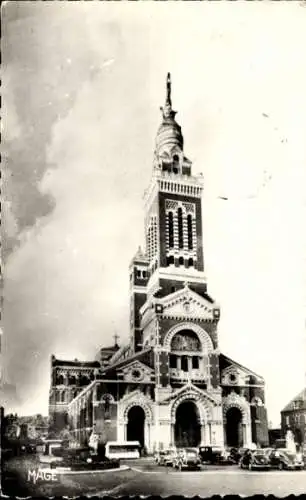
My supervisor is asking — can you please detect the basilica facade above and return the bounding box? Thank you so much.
[48,74,269,452]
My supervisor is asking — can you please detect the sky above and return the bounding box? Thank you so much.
[2,1,306,426]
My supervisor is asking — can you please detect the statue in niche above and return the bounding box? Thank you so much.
[171,331,200,351]
[102,394,112,420]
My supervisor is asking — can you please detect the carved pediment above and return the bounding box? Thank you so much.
[118,360,154,384]
[162,381,220,406]
[161,286,220,321]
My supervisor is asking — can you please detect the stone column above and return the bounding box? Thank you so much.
[170,423,175,447]
[187,356,193,373]
[200,424,206,445]
[145,422,151,452]
[205,423,210,444]
[177,356,181,370]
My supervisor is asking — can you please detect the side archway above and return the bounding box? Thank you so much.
[122,400,153,452]
[123,400,153,424]
[222,393,250,424]
[223,393,251,447]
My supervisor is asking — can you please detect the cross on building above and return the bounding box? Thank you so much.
[113,333,120,346]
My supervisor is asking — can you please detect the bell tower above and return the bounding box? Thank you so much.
[144,73,207,300]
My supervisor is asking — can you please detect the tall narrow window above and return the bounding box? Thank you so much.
[168,212,174,248]
[192,357,199,369]
[187,214,193,250]
[181,356,188,372]
[170,354,177,368]
[167,255,174,266]
[178,207,184,249]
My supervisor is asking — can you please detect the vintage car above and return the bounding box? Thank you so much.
[155,449,176,466]
[172,448,201,471]
[267,449,304,470]
[198,446,235,465]
[199,446,222,464]
[240,449,270,470]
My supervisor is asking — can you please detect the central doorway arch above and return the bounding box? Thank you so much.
[175,401,201,448]
[225,407,243,447]
[127,406,145,449]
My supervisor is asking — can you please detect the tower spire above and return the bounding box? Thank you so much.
[166,72,172,108]
[160,72,176,120]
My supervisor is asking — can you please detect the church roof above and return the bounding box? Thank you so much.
[52,358,100,368]
[100,347,154,375]
[281,388,306,412]
[219,353,264,381]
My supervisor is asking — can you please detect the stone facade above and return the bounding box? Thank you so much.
[48,73,269,451]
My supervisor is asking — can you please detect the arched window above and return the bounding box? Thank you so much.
[187,214,193,250]
[68,375,76,385]
[80,376,89,387]
[188,257,194,268]
[60,391,66,403]
[57,375,64,385]
[168,212,174,248]
[167,256,174,266]
[178,208,184,249]
[178,256,184,266]
[177,207,184,248]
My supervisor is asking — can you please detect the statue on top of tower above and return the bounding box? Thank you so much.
[160,72,177,122]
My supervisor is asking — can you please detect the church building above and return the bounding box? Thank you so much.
[48,74,269,452]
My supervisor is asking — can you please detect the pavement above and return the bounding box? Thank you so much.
[2,455,306,497]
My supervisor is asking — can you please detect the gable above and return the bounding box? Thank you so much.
[282,388,306,412]
[220,353,264,386]
[162,381,219,406]
[117,360,154,384]
[160,286,220,322]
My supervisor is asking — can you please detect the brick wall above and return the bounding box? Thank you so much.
[158,192,204,271]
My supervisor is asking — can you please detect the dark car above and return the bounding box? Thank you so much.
[199,446,222,464]
[268,449,304,470]
[240,450,270,470]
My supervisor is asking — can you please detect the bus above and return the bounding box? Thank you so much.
[105,441,141,459]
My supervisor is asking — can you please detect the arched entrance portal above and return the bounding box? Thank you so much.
[127,406,145,448]
[226,407,243,447]
[175,401,201,448]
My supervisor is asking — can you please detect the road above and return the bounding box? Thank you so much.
[99,459,306,497]
[105,466,306,497]
[3,456,306,497]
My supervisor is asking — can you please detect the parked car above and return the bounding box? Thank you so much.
[173,448,201,471]
[199,446,222,464]
[228,447,245,464]
[267,449,304,470]
[155,449,176,466]
[198,446,235,465]
[240,449,270,470]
